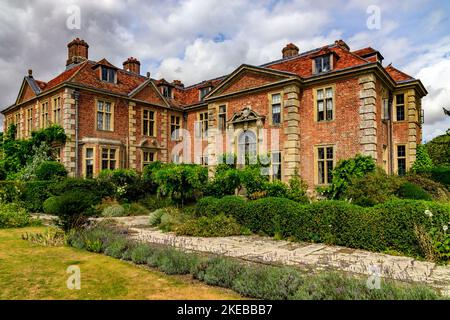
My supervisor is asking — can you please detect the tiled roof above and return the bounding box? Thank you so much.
[385,64,414,82]
[8,40,417,112]
[264,45,368,78]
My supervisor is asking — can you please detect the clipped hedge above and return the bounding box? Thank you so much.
[194,196,450,260]
[243,197,301,236]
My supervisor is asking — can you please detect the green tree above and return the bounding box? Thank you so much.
[322,154,376,199]
[0,124,66,180]
[411,144,434,172]
[426,132,450,166]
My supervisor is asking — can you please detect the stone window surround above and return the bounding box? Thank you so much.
[268,90,284,126]
[313,84,336,123]
[313,144,336,186]
[142,108,156,137]
[51,94,62,125]
[95,98,115,132]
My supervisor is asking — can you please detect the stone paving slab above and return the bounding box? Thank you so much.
[116,218,450,296]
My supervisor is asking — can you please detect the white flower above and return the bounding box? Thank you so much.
[443,225,448,232]
[424,210,433,218]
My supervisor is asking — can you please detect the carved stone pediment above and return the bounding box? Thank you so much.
[228,107,265,126]
[139,138,159,149]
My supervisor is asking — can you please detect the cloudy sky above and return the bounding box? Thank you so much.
[0,0,449,141]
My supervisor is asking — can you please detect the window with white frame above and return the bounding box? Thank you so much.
[314,55,331,74]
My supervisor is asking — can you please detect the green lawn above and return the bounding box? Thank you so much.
[0,227,241,300]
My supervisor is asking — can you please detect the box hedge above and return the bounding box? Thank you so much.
[194,196,450,260]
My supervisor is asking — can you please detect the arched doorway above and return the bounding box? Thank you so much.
[237,130,257,165]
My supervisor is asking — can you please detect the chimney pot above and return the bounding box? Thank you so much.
[282,43,299,59]
[28,69,33,77]
[146,72,151,78]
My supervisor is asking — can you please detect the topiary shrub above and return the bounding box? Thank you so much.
[0,203,31,228]
[43,190,99,231]
[292,201,383,251]
[195,196,220,217]
[243,197,301,236]
[34,161,67,181]
[397,182,432,201]
[176,214,244,237]
[50,178,107,199]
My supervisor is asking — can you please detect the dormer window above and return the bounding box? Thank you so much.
[162,86,172,98]
[101,67,116,83]
[314,55,331,74]
[199,87,211,100]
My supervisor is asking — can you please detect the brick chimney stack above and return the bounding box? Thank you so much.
[282,43,299,59]
[123,57,141,75]
[67,38,89,66]
[172,79,184,87]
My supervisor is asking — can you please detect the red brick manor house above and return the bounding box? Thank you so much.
[1,38,426,189]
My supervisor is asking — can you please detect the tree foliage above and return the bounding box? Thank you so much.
[426,132,450,167]
[322,154,376,199]
[411,144,434,172]
[0,124,66,180]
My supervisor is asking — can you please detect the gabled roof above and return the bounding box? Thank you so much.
[204,64,298,101]
[93,58,119,70]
